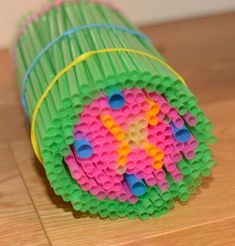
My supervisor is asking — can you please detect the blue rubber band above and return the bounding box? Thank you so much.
[20,23,151,114]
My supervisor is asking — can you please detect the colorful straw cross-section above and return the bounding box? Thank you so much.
[14,0,216,220]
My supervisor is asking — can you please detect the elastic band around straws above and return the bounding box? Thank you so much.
[20,23,151,113]
[30,47,187,163]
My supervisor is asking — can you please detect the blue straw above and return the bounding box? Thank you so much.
[124,173,146,196]
[20,23,151,115]
[170,121,190,143]
[108,91,125,110]
[73,138,93,159]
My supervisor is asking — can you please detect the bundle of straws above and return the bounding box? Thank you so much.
[14,0,216,220]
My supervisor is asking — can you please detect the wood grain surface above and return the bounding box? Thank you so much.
[0,12,235,246]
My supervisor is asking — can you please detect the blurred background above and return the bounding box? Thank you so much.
[1,0,235,48]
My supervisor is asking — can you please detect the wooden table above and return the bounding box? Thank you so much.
[0,12,235,246]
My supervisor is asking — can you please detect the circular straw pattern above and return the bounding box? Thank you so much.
[14,0,216,220]
[65,88,201,205]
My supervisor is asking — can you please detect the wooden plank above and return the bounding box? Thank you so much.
[141,12,235,105]
[128,217,235,246]
[0,49,28,143]
[0,144,50,245]
[141,13,235,64]
[10,99,235,246]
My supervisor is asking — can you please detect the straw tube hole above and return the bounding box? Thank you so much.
[175,128,190,143]
[132,182,146,196]
[108,92,125,110]
[124,173,146,197]
[74,138,93,159]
